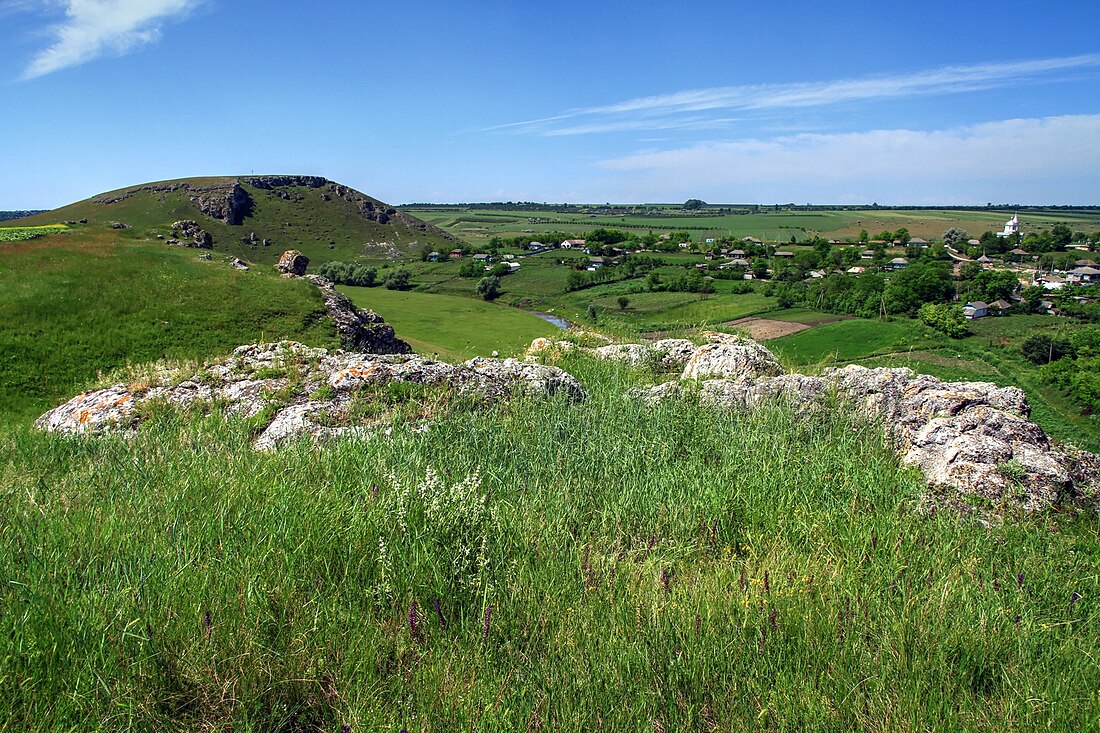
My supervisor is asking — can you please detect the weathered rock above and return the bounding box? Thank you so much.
[37,341,588,449]
[192,183,252,224]
[595,339,698,369]
[681,339,784,381]
[594,343,652,366]
[304,275,412,354]
[466,357,587,402]
[276,249,309,276]
[230,258,249,271]
[171,220,213,249]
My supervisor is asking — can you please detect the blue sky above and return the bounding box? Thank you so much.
[2,0,1099,208]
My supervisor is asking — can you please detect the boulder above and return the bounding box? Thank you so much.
[230,258,249,271]
[304,275,412,354]
[681,339,784,380]
[276,250,309,276]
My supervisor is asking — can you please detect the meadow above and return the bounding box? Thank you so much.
[338,286,553,359]
[1,354,1097,731]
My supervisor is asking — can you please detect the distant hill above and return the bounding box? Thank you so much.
[0,210,46,222]
[12,176,459,264]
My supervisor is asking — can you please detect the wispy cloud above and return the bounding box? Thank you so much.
[493,55,1100,136]
[596,114,1100,201]
[22,0,203,80]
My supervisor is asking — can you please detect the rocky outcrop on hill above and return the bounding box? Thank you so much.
[36,341,586,450]
[192,183,252,225]
[170,220,213,248]
[304,275,412,354]
[246,176,328,190]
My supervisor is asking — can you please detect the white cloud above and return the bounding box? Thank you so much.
[596,115,1100,203]
[493,55,1100,136]
[23,0,202,79]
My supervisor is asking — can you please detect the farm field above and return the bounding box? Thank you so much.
[339,286,554,360]
[405,205,1100,248]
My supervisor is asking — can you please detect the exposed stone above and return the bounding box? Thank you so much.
[681,339,784,381]
[247,175,328,190]
[230,258,249,270]
[595,339,698,369]
[170,220,213,249]
[37,340,587,449]
[304,275,412,354]
[192,183,252,225]
[276,249,309,276]
[109,222,129,229]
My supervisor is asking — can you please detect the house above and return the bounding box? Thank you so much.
[967,239,981,246]
[846,266,865,275]
[963,301,990,319]
[860,249,876,260]
[527,241,544,251]
[729,249,746,257]
[910,238,929,248]
[774,251,794,259]
[427,251,442,262]
[1068,266,1100,284]
[505,261,521,273]
[889,257,908,270]
[473,253,491,263]
[742,237,763,245]
[990,299,1012,312]
[448,249,464,259]
[561,239,586,249]
[1037,274,1067,290]
[587,256,606,269]
[976,254,995,268]
[808,270,827,279]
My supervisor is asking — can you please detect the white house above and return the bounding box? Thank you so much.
[963,301,990,319]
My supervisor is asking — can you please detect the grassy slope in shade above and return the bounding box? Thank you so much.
[0,355,1097,730]
[339,285,555,360]
[0,236,338,422]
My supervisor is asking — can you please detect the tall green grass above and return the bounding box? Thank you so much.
[1,355,1097,730]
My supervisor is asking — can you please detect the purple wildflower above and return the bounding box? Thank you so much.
[408,599,424,644]
[433,597,447,630]
[763,570,770,594]
[204,610,212,635]
[341,726,351,733]
[1071,591,1082,609]
[370,483,379,501]
[769,607,778,631]
[660,567,671,594]
[1017,573,1025,589]
[993,579,1001,592]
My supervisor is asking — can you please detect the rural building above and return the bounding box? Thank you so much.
[587,257,606,269]
[967,239,982,246]
[1037,274,1066,290]
[448,249,464,259]
[889,257,908,270]
[963,301,990,319]
[730,249,746,257]
[991,299,1012,312]
[505,262,521,273]
[774,251,794,259]
[860,249,876,260]
[473,253,491,263]
[847,266,865,274]
[427,251,442,261]
[527,241,544,250]
[997,213,1020,238]
[561,239,586,249]
[1068,266,1100,284]
[910,238,929,248]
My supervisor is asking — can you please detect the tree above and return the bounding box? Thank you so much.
[858,229,869,244]
[476,275,501,300]
[942,227,969,247]
[1050,224,1073,248]
[918,303,969,338]
[617,296,630,310]
[683,199,706,210]
[383,268,411,291]
[587,303,598,322]
[894,227,911,245]
[1021,334,1074,364]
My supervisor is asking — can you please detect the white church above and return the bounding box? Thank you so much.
[996,213,1020,238]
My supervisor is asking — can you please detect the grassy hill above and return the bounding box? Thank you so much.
[14,176,459,266]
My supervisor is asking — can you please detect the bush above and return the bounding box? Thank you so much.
[476,275,501,300]
[383,268,411,291]
[917,303,969,338]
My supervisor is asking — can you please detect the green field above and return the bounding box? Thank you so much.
[407,205,1100,247]
[340,286,555,359]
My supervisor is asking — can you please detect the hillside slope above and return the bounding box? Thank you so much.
[15,175,458,264]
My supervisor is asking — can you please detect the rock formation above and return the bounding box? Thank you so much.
[303,275,412,355]
[36,341,586,450]
[170,220,213,249]
[192,183,252,225]
[275,249,309,276]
